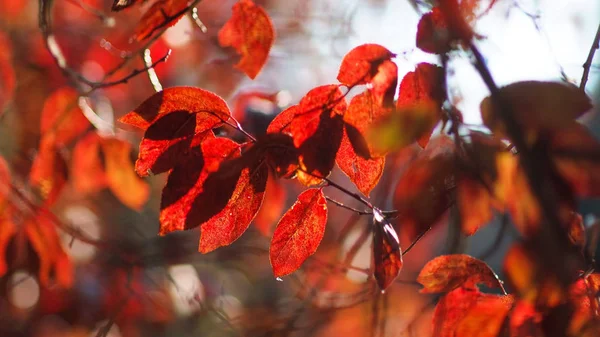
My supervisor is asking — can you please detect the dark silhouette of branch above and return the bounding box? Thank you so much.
[581,22,600,90]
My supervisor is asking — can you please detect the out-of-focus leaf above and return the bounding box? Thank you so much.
[393,136,456,240]
[480,81,592,138]
[101,138,150,210]
[270,188,327,277]
[119,87,230,131]
[417,254,502,293]
[292,85,345,186]
[0,208,16,277]
[25,214,73,288]
[133,0,189,41]
[218,0,275,79]
[433,287,514,337]
[337,44,395,87]
[566,211,585,250]
[40,87,90,146]
[0,156,10,207]
[254,175,286,236]
[344,91,392,159]
[373,213,402,290]
[568,273,600,335]
[416,7,451,54]
[0,32,15,115]
[457,178,494,236]
[509,301,543,337]
[232,91,278,123]
[29,136,68,206]
[111,0,141,11]
[71,132,107,195]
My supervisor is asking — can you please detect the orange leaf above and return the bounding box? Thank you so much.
[417,254,501,293]
[71,132,108,195]
[457,178,494,236]
[292,85,345,186]
[101,138,150,210]
[480,81,592,138]
[0,208,16,277]
[270,188,327,277]
[29,135,68,206]
[433,287,514,337]
[25,214,74,288]
[0,32,15,115]
[344,91,392,158]
[373,213,402,290]
[218,0,275,79]
[0,155,10,207]
[397,62,446,110]
[40,87,90,146]
[569,273,600,335]
[267,104,297,135]
[133,0,189,41]
[119,87,231,131]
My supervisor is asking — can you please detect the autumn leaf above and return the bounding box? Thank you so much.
[270,188,327,277]
[418,254,502,293]
[393,136,456,240]
[480,81,592,138]
[344,91,392,159]
[457,178,494,236]
[336,131,384,197]
[267,104,297,135]
[218,0,275,79]
[0,155,10,208]
[25,213,74,288]
[40,87,90,146]
[433,287,514,337]
[119,87,231,176]
[133,0,190,41]
[30,135,68,206]
[101,137,150,210]
[568,273,600,335]
[258,133,299,179]
[71,132,108,195]
[292,85,345,186]
[372,212,402,290]
[566,211,585,250]
[0,32,15,115]
[0,208,16,277]
[416,7,451,54]
[119,87,230,131]
[254,175,286,236]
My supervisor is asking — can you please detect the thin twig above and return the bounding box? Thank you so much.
[142,49,164,92]
[325,196,398,217]
[403,226,432,255]
[581,22,600,90]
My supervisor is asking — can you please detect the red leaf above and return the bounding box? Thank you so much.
[397,63,446,110]
[29,135,68,206]
[0,209,16,277]
[270,188,327,277]
[0,32,15,115]
[101,137,150,210]
[258,133,299,179]
[373,213,402,290]
[370,59,398,108]
[0,156,10,207]
[254,175,286,236]
[336,131,384,197]
[433,287,514,337]
[133,0,189,41]
[218,0,275,79]
[566,211,585,250]
[267,105,297,135]
[457,178,494,236]
[337,44,395,87]
[119,87,230,131]
[416,8,451,54]
[417,254,502,293]
[25,214,74,288]
[292,85,345,186]
[71,132,108,195]
[344,91,392,158]
[40,87,90,146]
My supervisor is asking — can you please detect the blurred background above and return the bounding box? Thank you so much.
[0,0,599,336]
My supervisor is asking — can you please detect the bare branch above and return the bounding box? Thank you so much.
[581,22,600,90]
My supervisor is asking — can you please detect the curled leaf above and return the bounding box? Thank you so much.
[373,212,402,290]
[270,188,327,277]
[218,0,275,79]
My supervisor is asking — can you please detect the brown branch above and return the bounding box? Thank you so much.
[580,21,600,90]
[325,196,398,217]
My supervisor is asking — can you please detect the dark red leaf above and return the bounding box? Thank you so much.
[337,44,395,87]
[373,213,402,290]
[218,0,275,79]
[417,254,502,293]
[0,32,15,115]
[336,130,384,197]
[457,178,494,236]
[416,8,451,54]
[270,188,327,277]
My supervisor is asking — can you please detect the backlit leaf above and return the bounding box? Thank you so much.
[133,0,189,41]
[457,178,494,236]
[433,287,514,337]
[267,104,296,135]
[270,188,327,277]
[373,213,402,290]
[336,130,384,197]
[337,44,395,87]
[292,85,345,186]
[258,133,299,179]
[119,87,230,131]
[254,175,286,236]
[397,63,446,109]
[218,0,275,79]
[0,32,15,115]
[480,81,592,138]
[417,254,502,293]
[0,209,16,277]
[344,91,392,159]
[40,87,90,146]
[416,7,451,54]
[101,138,150,210]
[568,273,600,335]
[71,132,107,195]
[29,135,68,206]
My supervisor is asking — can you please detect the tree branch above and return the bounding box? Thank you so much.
[580,21,600,91]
